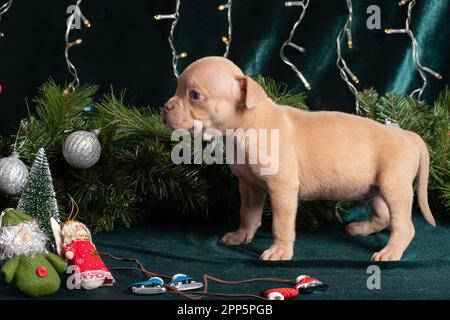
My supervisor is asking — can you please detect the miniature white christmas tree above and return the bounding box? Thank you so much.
[17,148,60,234]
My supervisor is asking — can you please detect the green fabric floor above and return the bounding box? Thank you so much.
[1,208,449,300]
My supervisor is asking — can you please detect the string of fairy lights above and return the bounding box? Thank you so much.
[218,0,233,58]
[280,0,311,91]
[154,0,185,78]
[0,1,444,103]
[155,0,233,78]
[385,0,442,101]
[0,0,13,38]
[63,0,91,96]
[336,0,360,114]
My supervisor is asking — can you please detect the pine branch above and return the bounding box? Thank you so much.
[358,88,379,120]
[359,86,450,216]
[95,91,172,142]
[256,75,308,110]
[14,81,98,162]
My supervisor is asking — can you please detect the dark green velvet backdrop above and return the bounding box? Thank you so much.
[0,0,449,135]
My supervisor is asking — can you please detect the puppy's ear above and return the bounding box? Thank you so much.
[237,76,268,109]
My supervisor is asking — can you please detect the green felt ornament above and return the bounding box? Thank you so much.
[0,208,68,297]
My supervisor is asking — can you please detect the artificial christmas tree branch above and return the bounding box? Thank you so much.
[255,76,307,110]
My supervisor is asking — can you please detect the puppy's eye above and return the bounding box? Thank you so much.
[189,90,203,101]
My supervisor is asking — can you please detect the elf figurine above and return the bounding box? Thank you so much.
[0,208,68,297]
[52,218,115,290]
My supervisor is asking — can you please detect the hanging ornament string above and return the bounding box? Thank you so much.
[336,0,360,114]
[280,0,311,90]
[12,120,26,154]
[154,0,186,78]
[101,252,296,300]
[218,0,232,57]
[96,119,120,132]
[64,0,91,95]
[65,194,80,222]
[0,0,13,38]
[385,0,442,101]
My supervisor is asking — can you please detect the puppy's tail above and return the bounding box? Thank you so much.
[411,133,436,226]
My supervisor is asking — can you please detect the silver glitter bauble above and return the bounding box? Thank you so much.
[62,130,101,169]
[0,152,29,195]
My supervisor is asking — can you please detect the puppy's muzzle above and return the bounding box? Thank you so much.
[164,102,175,111]
[162,102,174,124]
[162,102,187,130]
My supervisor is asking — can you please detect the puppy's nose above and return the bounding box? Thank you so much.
[164,102,175,111]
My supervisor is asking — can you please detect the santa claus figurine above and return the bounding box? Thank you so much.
[55,219,115,290]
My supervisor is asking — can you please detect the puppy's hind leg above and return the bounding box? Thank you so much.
[220,180,266,246]
[346,196,390,237]
[372,181,415,262]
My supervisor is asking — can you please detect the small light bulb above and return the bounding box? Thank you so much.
[422,67,443,80]
[0,32,4,37]
[84,106,95,113]
[385,28,407,34]
[84,19,91,28]
[218,4,229,11]
[179,52,188,58]
[347,41,353,49]
[75,38,83,45]
[154,14,176,20]
[222,36,229,44]
[285,1,302,6]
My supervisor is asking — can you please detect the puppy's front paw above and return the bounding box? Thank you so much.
[371,246,403,262]
[220,229,252,246]
[260,243,293,261]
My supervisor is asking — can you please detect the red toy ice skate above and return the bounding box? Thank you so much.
[294,275,329,293]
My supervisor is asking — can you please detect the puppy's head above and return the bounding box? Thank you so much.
[162,56,268,134]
